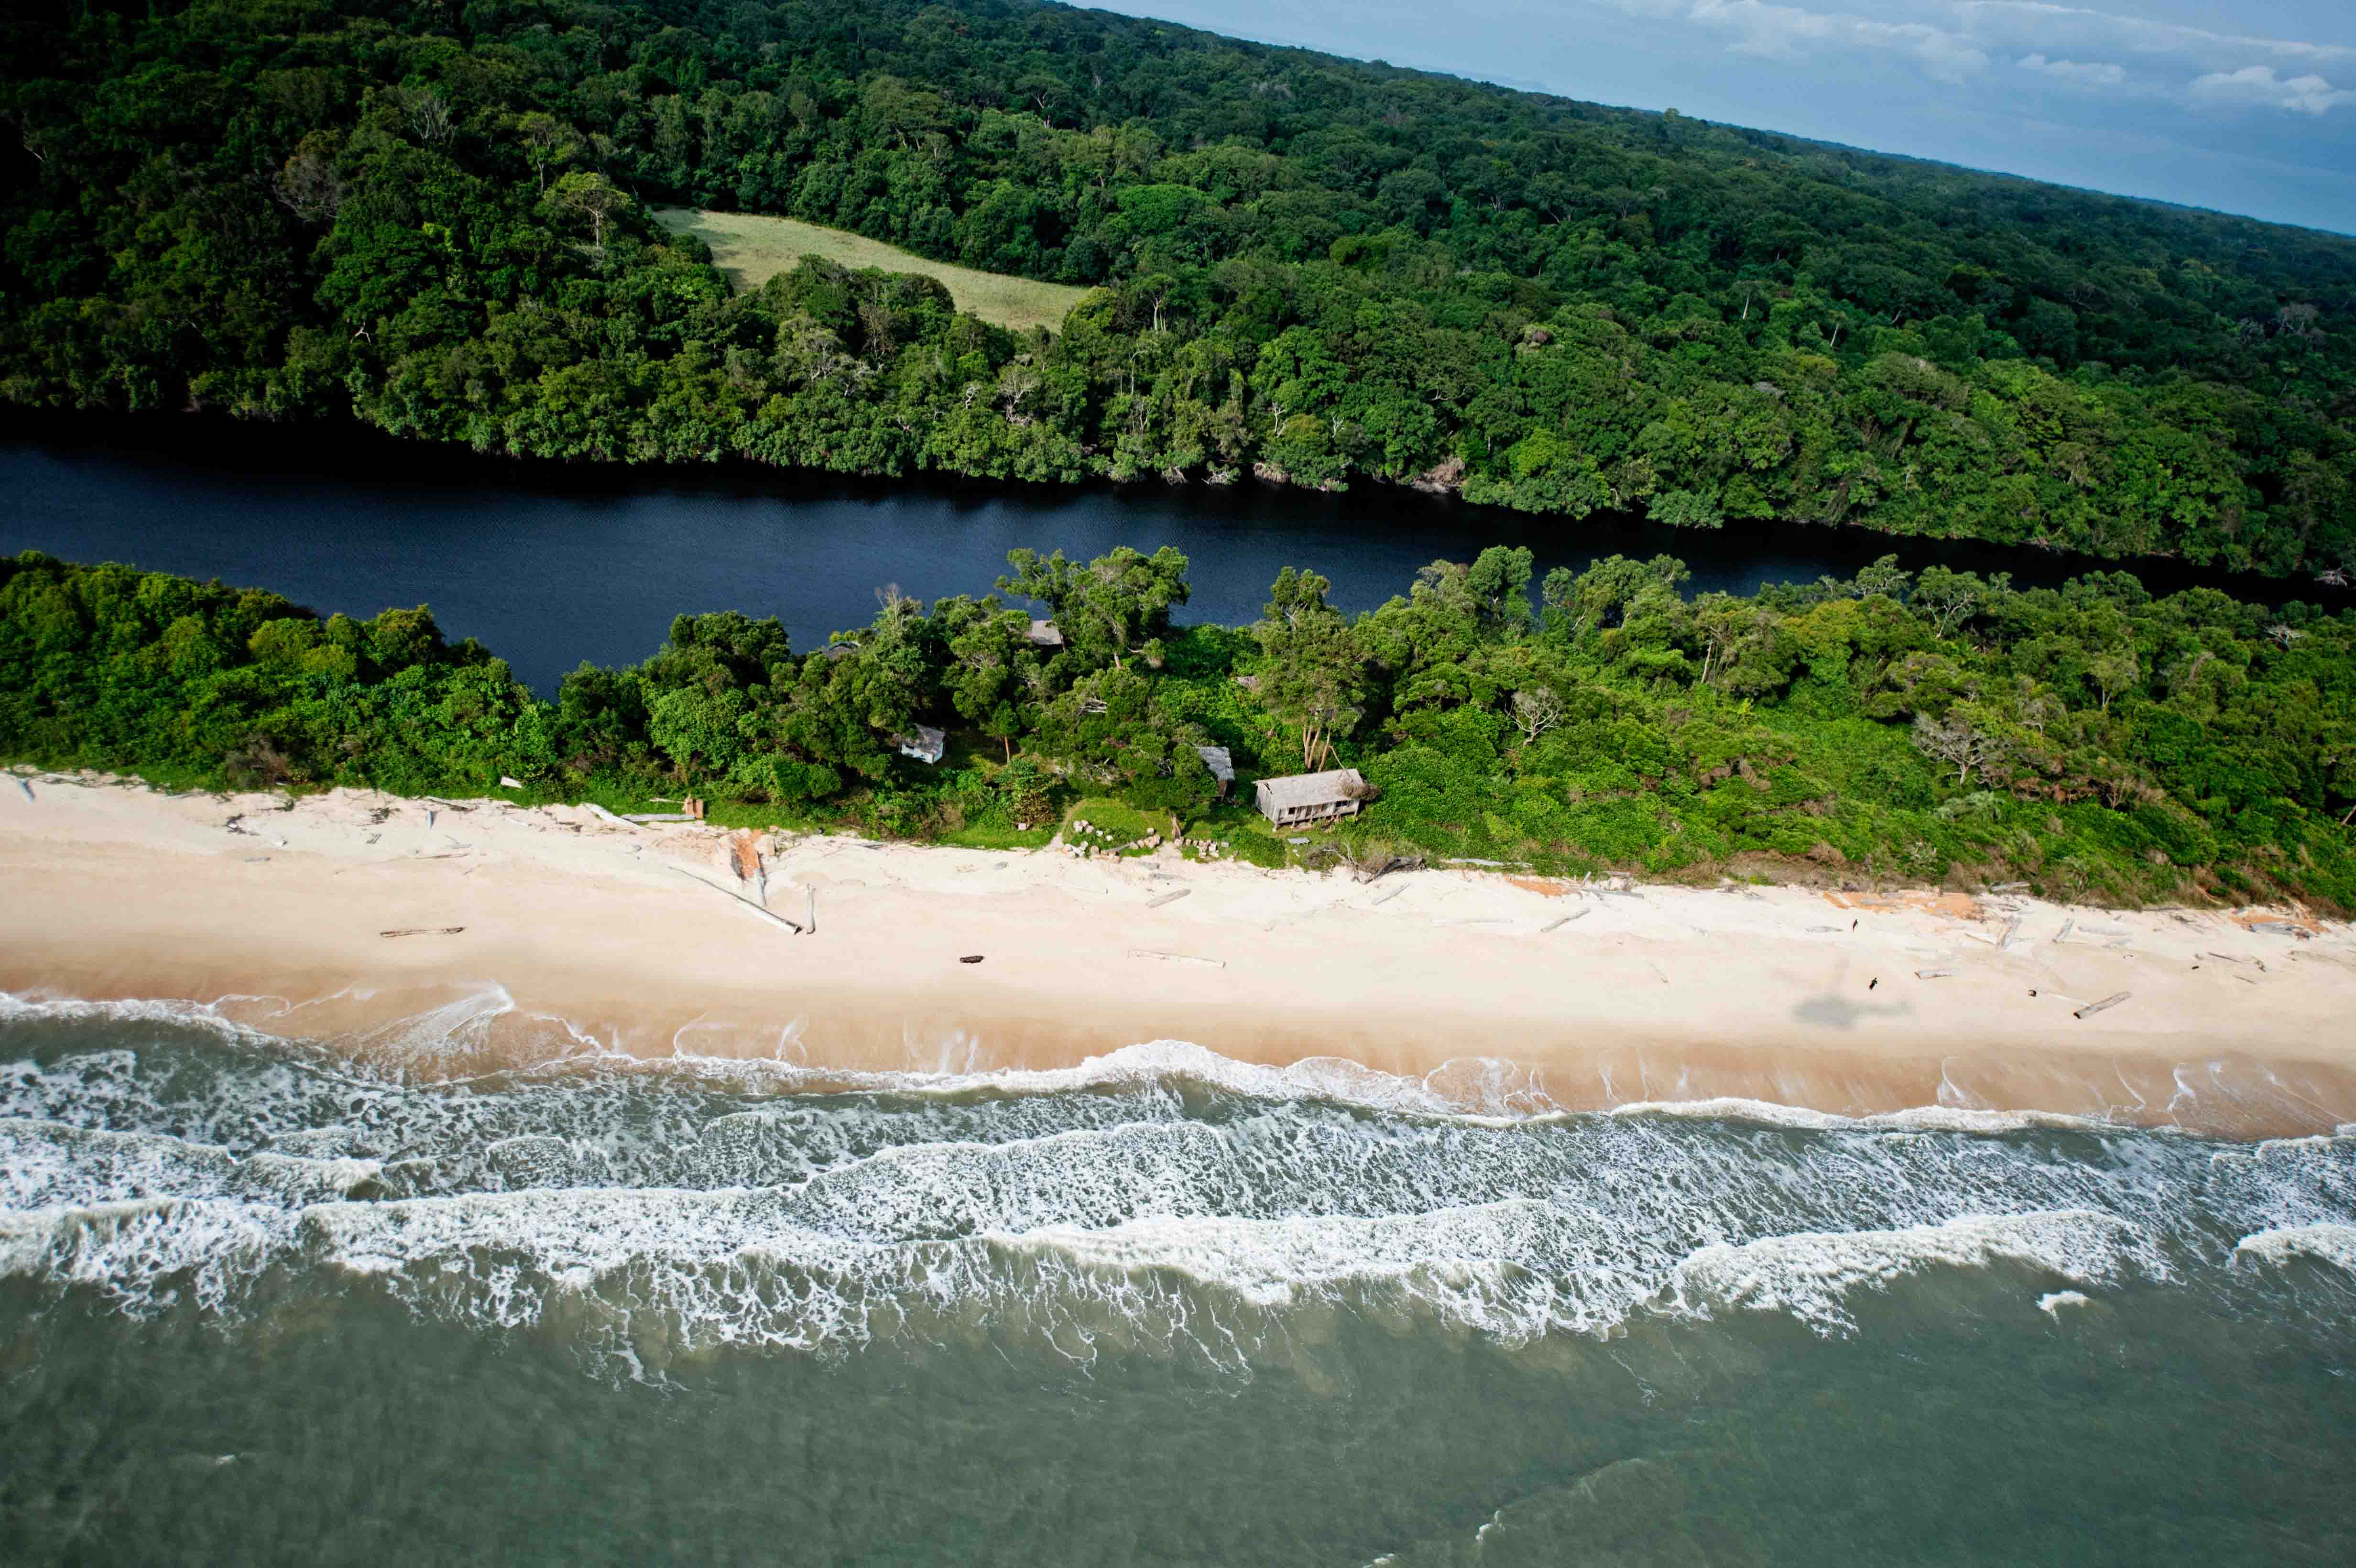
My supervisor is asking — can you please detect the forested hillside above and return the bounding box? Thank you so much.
[8,545,2355,912]
[3,0,2353,574]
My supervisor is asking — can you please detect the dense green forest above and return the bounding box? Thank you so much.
[8,545,2355,912]
[3,0,2354,575]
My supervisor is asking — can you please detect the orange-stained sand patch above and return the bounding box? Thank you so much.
[1506,876,1574,897]
[1823,889,1981,919]
[2229,907,2323,938]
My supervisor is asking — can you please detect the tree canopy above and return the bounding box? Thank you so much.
[2,0,2353,575]
[9,544,2355,915]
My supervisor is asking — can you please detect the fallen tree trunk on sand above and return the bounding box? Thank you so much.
[668,866,806,934]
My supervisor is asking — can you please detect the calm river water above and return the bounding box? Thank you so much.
[0,418,2283,693]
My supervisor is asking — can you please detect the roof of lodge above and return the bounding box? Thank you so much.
[1026,620,1065,646]
[1254,768,1364,810]
[1195,745,1234,782]
[899,724,946,746]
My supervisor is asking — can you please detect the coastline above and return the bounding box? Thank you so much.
[7,770,2355,1139]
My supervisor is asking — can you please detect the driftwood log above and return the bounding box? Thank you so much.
[668,866,806,934]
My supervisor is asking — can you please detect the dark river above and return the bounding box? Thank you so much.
[0,417,2311,693]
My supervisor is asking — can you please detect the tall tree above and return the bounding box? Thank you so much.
[1255,567,1368,771]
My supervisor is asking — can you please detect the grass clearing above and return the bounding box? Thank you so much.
[1062,796,1163,855]
[655,208,1092,333]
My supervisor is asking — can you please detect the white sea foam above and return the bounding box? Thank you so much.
[0,1197,299,1315]
[278,1193,2166,1376]
[2038,1289,2092,1316]
[7,1002,2356,1376]
[0,1118,382,1315]
[1,1117,379,1210]
[633,1039,1484,1118]
[999,1200,1598,1336]
[2234,1223,2356,1275]
[1608,1096,2112,1136]
[0,989,282,1048]
[1658,1211,2139,1335]
[0,988,2239,1141]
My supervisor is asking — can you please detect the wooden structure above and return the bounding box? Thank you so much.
[1196,745,1234,796]
[1254,768,1365,828]
[895,725,947,765]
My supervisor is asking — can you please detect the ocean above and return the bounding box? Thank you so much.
[3,991,2351,1564]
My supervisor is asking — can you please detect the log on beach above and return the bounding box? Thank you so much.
[668,866,806,934]
[2073,991,2131,1019]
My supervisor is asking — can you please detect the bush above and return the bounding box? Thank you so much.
[223,736,293,790]
[1224,831,1287,869]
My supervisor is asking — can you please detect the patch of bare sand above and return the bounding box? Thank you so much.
[5,772,2355,1137]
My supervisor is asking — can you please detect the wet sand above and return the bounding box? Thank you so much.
[6,771,2354,1137]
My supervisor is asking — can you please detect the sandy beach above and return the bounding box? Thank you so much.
[5,769,2353,1137]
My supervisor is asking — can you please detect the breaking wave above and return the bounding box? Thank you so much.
[3,991,2353,1380]
[2235,1222,2356,1276]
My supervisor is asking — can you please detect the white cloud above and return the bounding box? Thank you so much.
[2189,65,2356,115]
[2018,53,2125,86]
[1959,4,2355,69]
[1604,0,2354,98]
[1617,1,1990,82]
[1597,0,2356,116]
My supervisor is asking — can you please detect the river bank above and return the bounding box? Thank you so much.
[6,770,2352,1138]
[9,419,2338,698]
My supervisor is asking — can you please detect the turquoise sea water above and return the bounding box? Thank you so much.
[3,994,2352,1564]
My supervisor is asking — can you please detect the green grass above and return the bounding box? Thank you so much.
[1062,796,1162,855]
[655,208,1093,333]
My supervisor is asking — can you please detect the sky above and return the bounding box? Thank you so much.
[1089,0,2356,235]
